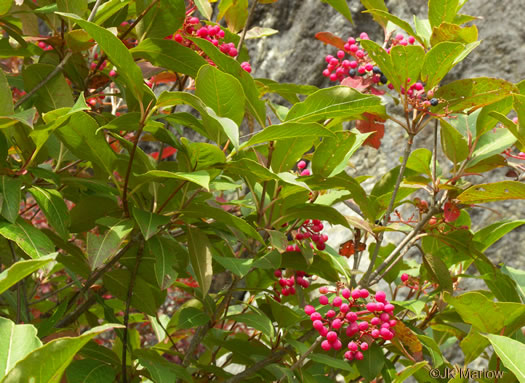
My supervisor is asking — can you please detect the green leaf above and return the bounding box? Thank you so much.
[271,137,316,173]
[22,64,74,113]
[428,0,459,28]
[28,187,70,240]
[87,218,134,269]
[414,16,432,47]
[244,122,334,147]
[360,0,389,28]
[359,40,399,91]
[131,207,170,241]
[0,176,20,224]
[321,0,353,23]
[187,226,213,295]
[273,204,350,228]
[268,298,303,328]
[0,254,56,295]
[423,253,453,293]
[0,324,121,383]
[245,27,279,40]
[177,307,210,329]
[64,359,116,383]
[0,1,11,16]
[146,235,187,290]
[253,250,281,270]
[312,131,368,178]
[0,317,42,379]
[0,70,13,116]
[103,269,166,316]
[213,255,253,277]
[229,312,274,338]
[406,148,432,175]
[135,349,192,383]
[205,106,240,151]
[55,112,117,176]
[57,12,144,101]
[309,353,356,372]
[440,119,469,164]
[194,0,212,19]
[195,64,245,126]
[430,22,478,46]
[435,77,518,113]
[473,220,525,252]
[92,0,131,25]
[390,45,425,88]
[187,37,266,127]
[468,127,516,167]
[135,170,211,191]
[444,291,525,333]
[0,219,55,258]
[57,0,87,17]
[476,96,514,137]
[285,86,385,123]
[131,38,207,78]
[457,181,525,204]
[421,41,465,89]
[393,361,428,383]
[501,265,525,302]
[138,0,185,40]
[355,342,385,380]
[485,334,525,383]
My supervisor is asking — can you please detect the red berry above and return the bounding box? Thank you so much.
[321,340,332,351]
[346,312,357,322]
[384,303,395,312]
[319,286,328,294]
[341,289,351,299]
[360,342,369,351]
[355,351,364,360]
[319,295,329,305]
[359,289,369,299]
[358,321,369,331]
[326,309,336,318]
[332,297,342,307]
[371,317,381,326]
[375,291,386,302]
[310,312,322,321]
[366,303,377,312]
[340,303,349,313]
[313,319,324,330]
[305,305,315,315]
[316,242,326,251]
[332,339,342,350]
[332,318,342,329]
[401,273,409,282]
[408,36,416,44]
[274,269,282,278]
[345,351,354,360]
[359,32,369,40]
[326,331,338,343]
[300,169,311,176]
[348,341,358,351]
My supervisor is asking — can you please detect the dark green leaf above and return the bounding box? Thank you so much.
[228,312,274,338]
[0,254,56,295]
[135,349,192,382]
[134,170,210,191]
[146,235,187,290]
[213,255,253,277]
[131,207,170,241]
[244,122,334,147]
[421,41,465,89]
[28,187,70,240]
[65,359,116,383]
[0,70,13,116]
[355,342,385,381]
[0,219,55,258]
[87,218,133,269]
[178,307,210,329]
[138,0,185,40]
[0,176,20,224]
[187,226,212,295]
[440,119,469,164]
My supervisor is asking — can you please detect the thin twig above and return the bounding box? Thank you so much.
[277,336,322,382]
[87,0,103,22]
[122,242,144,383]
[235,0,258,59]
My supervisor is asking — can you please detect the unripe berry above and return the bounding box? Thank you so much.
[319,295,329,305]
[319,286,329,294]
[289,286,296,295]
[228,48,238,57]
[321,340,332,351]
[375,291,386,302]
[326,331,338,343]
[286,245,294,252]
[349,44,359,53]
[430,98,439,106]
[322,69,330,77]
[293,244,301,252]
[312,224,322,232]
[381,322,390,329]
[305,305,315,315]
[414,82,423,91]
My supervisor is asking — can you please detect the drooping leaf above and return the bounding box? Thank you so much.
[321,0,353,23]
[440,119,469,164]
[485,334,525,383]
[0,324,121,383]
[457,181,525,204]
[131,38,207,78]
[428,0,459,28]
[57,12,144,100]
[64,359,116,383]
[187,226,212,295]
[0,176,20,224]
[131,207,170,241]
[0,317,42,379]
[135,349,192,383]
[87,218,134,269]
[146,235,187,290]
[229,312,274,338]
[244,122,335,148]
[0,219,55,258]
[134,170,211,191]
[0,70,13,116]
[421,41,465,89]
[28,187,70,240]
[285,86,385,123]
[0,254,56,295]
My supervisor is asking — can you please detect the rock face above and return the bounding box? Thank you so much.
[244,0,525,370]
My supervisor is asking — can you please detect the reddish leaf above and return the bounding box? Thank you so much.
[315,32,346,50]
[151,72,180,84]
[341,76,368,92]
[150,146,177,160]
[443,201,460,222]
[355,113,385,149]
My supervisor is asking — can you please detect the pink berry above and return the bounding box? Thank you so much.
[380,313,390,322]
[329,58,339,66]
[389,319,397,327]
[381,322,390,329]
[313,319,324,330]
[376,302,385,311]
[346,312,357,322]
[281,288,289,296]
[319,326,328,337]
[380,328,393,340]
[360,289,369,299]
[345,351,354,360]
[322,69,331,77]
[348,341,358,351]
[332,318,342,329]
[319,295,329,305]
[384,303,395,312]
[274,269,282,278]
[349,44,359,53]
[358,321,369,331]
[365,64,373,71]
[326,331,338,343]
[332,339,342,350]
[351,290,361,300]
[317,242,326,251]
[325,55,334,63]
[321,340,332,351]
[371,329,380,338]
[297,160,306,169]
[356,50,365,58]
[326,309,336,318]
[109,70,117,77]
[366,303,377,312]
[359,32,369,40]
[360,342,369,351]
[399,40,408,46]
[300,169,311,176]
[293,244,301,252]
[355,351,364,360]
[340,303,349,313]
[305,305,315,315]
[401,273,409,282]
[228,48,238,57]
[337,50,345,59]
[371,317,381,326]
[346,323,359,337]
[38,41,46,49]
[332,297,342,307]
[341,289,351,299]
[310,312,322,321]
[408,36,416,44]
[347,37,356,44]
[395,33,404,41]
[388,83,394,89]
[375,291,386,302]
[319,286,328,294]
[188,17,200,25]
[286,245,294,252]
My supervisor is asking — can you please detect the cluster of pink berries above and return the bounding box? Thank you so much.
[37,40,53,51]
[297,160,311,176]
[286,219,329,252]
[305,287,397,361]
[322,32,387,84]
[170,16,252,73]
[272,269,311,301]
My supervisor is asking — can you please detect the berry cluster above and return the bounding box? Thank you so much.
[37,40,54,51]
[272,269,312,301]
[286,219,328,252]
[297,160,311,176]
[305,287,397,361]
[170,15,252,73]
